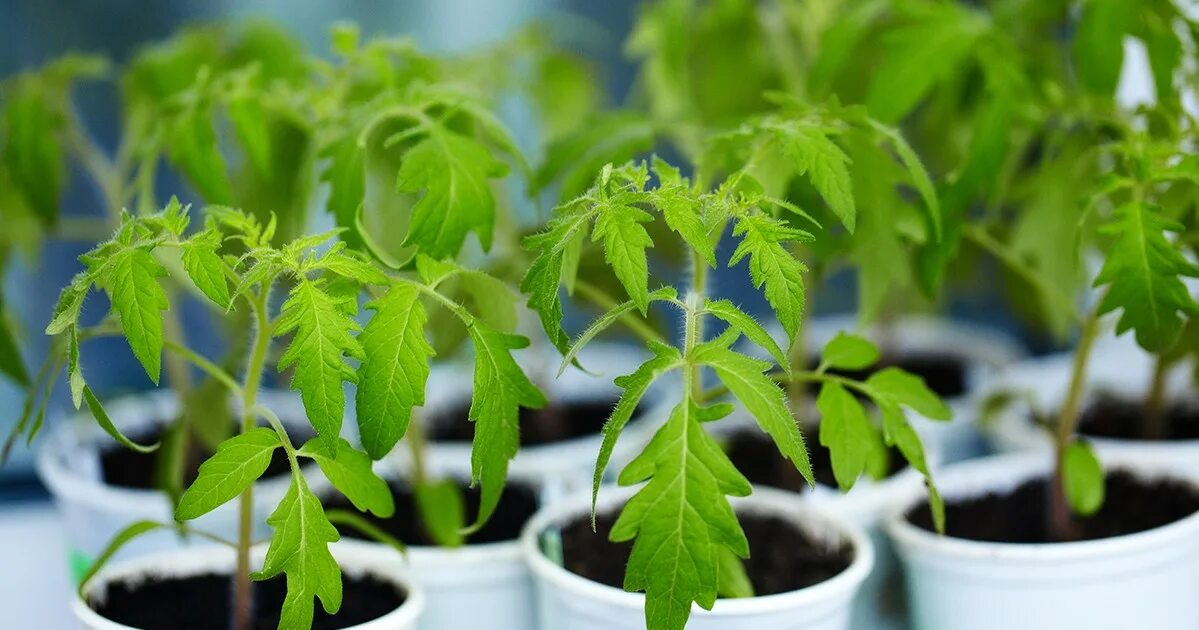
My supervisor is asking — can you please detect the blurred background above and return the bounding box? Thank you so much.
[0,0,1168,627]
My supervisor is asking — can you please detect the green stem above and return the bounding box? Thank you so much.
[1143,355,1170,441]
[963,225,1082,324]
[233,293,274,630]
[689,251,708,398]
[163,339,244,398]
[573,279,668,346]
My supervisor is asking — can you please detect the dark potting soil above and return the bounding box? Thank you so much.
[817,352,968,398]
[324,478,539,545]
[907,470,1199,542]
[100,422,305,490]
[1078,392,1199,441]
[90,571,404,629]
[426,399,634,446]
[724,428,905,492]
[558,509,853,596]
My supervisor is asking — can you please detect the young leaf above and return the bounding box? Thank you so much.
[864,367,952,420]
[816,382,875,491]
[822,332,880,371]
[652,157,716,266]
[356,282,434,460]
[181,231,231,309]
[704,299,787,369]
[255,475,342,629]
[175,428,280,520]
[1062,440,1104,517]
[83,385,159,454]
[730,213,811,344]
[276,280,363,451]
[396,126,508,258]
[101,247,170,384]
[300,438,394,518]
[45,273,89,336]
[592,203,655,313]
[613,400,751,630]
[774,123,855,231]
[67,326,83,408]
[879,401,942,531]
[1093,203,1199,352]
[466,321,547,530]
[694,341,813,486]
[591,341,682,514]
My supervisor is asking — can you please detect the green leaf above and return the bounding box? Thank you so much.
[822,332,880,371]
[181,231,231,309]
[175,428,280,520]
[716,547,755,599]
[320,132,366,247]
[870,120,941,240]
[78,520,166,598]
[652,157,716,267]
[730,213,811,344]
[46,273,90,336]
[704,298,787,369]
[101,247,169,384]
[228,96,273,176]
[1073,0,1134,95]
[613,399,751,630]
[300,438,394,518]
[522,208,595,351]
[864,367,952,420]
[561,288,677,377]
[167,104,230,203]
[1094,203,1199,352]
[0,303,28,387]
[2,87,63,224]
[277,280,363,451]
[83,385,159,454]
[694,341,813,486]
[67,325,82,408]
[592,203,654,313]
[533,111,656,199]
[466,321,546,530]
[255,475,342,628]
[816,382,875,491]
[455,270,519,332]
[326,509,405,554]
[356,282,433,460]
[775,123,856,231]
[415,479,466,548]
[879,401,942,531]
[396,126,508,258]
[591,341,681,516]
[1062,440,1105,517]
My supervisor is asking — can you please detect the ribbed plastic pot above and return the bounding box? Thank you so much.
[72,542,425,629]
[886,451,1199,630]
[36,389,310,579]
[521,486,873,630]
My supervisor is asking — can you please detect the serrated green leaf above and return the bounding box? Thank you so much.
[704,298,787,368]
[716,546,755,599]
[255,474,342,628]
[775,123,855,231]
[1094,203,1199,352]
[356,282,433,460]
[320,132,366,246]
[730,213,810,343]
[466,321,546,530]
[522,208,596,351]
[612,399,751,630]
[864,367,951,420]
[591,341,681,515]
[167,104,230,203]
[816,382,875,491]
[415,479,466,548]
[176,428,280,520]
[592,202,654,313]
[694,341,813,486]
[313,250,389,286]
[397,126,508,258]
[277,280,362,451]
[84,385,159,454]
[182,233,231,309]
[1063,440,1105,517]
[822,332,880,371]
[300,437,394,518]
[871,121,941,240]
[102,247,169,384]
[455,269,519,332]
[652,157,716,267]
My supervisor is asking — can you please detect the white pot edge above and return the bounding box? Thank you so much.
[519,484,875,618]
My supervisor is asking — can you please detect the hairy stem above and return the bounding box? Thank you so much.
[233,293,274,630]
[573,279,668,346]
[1049,298,1104,542]
[1143,355,1170,441]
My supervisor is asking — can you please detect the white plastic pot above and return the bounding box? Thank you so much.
[886,451,1199,630]
[417,342,674,502]
[985,336,1199,475]
[73,542,424,629]
[522,485,873,630]
[37,389,311,579]
[328,461,538,630]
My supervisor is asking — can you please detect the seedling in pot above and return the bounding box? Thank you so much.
[523,157,950,630]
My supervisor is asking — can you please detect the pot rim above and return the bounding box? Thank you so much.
[885,451,1199,563]
[71,542,425,630]
[519,484,874,617]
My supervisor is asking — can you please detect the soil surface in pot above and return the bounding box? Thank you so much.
[812,352,967,398]
[1078,392,1199,441]
[558,508,852,596]
[325,478,539,545]
[725,428,905,492]
[90,571,404,629]
[426,398,637,446]
[907,470,1199,542]
[100,422,309,490]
